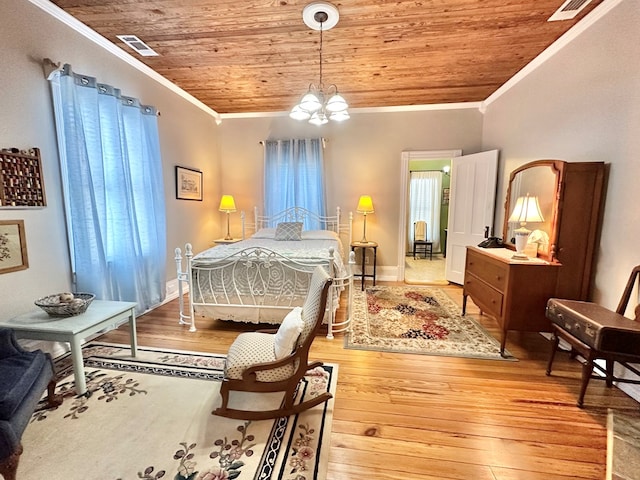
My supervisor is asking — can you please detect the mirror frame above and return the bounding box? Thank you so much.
[502,159,565,262]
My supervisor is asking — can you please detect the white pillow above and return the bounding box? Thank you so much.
[301,230,339,240]
[274,307,303,359]
[252,228,276,239]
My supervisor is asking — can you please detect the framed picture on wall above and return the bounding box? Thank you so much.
[442,187,450,205]
[0,220,28,274]
[175,166,203,201]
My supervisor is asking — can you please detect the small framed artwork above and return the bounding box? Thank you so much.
[442,187,450,205]
[175,166,203,201]
[0,220,28,274]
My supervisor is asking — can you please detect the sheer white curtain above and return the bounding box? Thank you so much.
[49,65,167,313]
[264,139,326,230]
[408,171,442,251]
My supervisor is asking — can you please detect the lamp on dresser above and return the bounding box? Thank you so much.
[219,194,236,240]
[356,195,374,243]
[508,193,544,259]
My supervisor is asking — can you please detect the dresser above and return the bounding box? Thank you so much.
[466,160,607,356]
[463,246,561,356]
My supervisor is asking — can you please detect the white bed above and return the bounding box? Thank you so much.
[175,207,354,337]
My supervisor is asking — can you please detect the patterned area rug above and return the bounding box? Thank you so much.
[21,342,337,479]
[345,285,513,360]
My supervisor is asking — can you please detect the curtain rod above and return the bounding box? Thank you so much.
[41,59,161,116]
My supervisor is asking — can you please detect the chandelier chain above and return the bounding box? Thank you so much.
[318,21,323,89]
[290,2,349,124]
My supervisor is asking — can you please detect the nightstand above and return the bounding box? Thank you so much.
[350,241,378,290]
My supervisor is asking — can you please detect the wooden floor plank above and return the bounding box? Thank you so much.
[97,283,637,480]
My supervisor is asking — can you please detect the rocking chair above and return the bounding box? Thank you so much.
[213,266,333,420]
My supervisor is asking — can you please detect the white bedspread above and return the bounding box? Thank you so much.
[192,231,346,276]
[188,229,348,324]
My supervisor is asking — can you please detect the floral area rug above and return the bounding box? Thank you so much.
[345,285,514,360]
[20,342,337,479]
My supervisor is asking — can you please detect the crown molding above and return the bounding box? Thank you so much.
[29,0,221,124]
[219,102,483,120]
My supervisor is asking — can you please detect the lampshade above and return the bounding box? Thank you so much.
[508,194,544,224]
[325,93,348,112]
[309,111,329,126]
[356,195,374,214]
[219,195,236,213]
[299,92,323,113]
[508,194,543,260]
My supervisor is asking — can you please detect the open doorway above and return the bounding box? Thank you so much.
[398,150,461,285]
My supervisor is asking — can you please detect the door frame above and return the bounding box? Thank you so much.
[398,149,462,281]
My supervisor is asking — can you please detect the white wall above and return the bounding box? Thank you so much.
[482,0,640,310]
[0,1,221,321]
[218,108,484,275]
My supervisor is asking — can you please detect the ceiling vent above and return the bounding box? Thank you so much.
[548,0,593,21]
[116,35,159,56]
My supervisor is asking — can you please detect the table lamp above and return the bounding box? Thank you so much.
[356,195,374,243]
[508,194,544,259]
[219,194,236,240]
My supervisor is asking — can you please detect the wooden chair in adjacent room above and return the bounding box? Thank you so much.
[413,220,433,260]
[213,266,333,420]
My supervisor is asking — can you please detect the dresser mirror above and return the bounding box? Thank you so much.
[503,160,564,261]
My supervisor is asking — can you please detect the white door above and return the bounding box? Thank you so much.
[445,150,499,285]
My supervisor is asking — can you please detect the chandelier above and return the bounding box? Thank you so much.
[290,2,349,125]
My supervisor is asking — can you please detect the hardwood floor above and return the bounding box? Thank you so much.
[98,283,639,480]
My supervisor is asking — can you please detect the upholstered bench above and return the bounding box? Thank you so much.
[0,328,61,480]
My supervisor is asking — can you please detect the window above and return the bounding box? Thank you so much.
[263,139,326,229]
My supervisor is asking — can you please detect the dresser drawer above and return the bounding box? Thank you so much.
[464,272,503,318]
[465,250,508,292]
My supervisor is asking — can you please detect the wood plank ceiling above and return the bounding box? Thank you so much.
[51,0,603,115]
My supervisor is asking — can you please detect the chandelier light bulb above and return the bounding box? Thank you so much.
[329,110,350,122]
[309,111,329,126]
[289,104,311,121]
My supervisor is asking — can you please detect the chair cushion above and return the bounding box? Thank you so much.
[225,332,295,382]
[274,307,303,359]
[274,222,303,241]
[0,350,48,421]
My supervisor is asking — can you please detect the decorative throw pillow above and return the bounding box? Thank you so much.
[274,307,303,359]
[274,222,303,241]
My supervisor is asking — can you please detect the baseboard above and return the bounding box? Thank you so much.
[163,277,187,303]
[614,363,640,402]
[376,266,399,282]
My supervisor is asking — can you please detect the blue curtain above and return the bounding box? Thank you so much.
[264,139,326,229]
[49,65,167,313]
